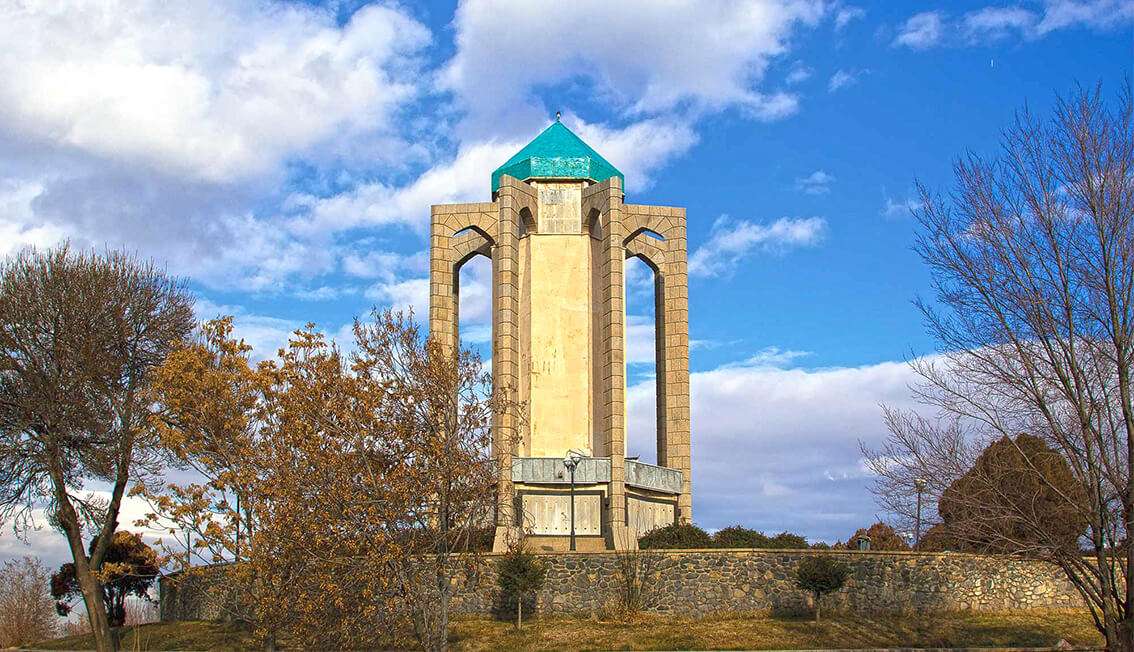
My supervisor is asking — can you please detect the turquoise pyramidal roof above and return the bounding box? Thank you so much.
[491,120,624,193]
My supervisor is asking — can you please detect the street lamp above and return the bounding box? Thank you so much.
[914,477,928,546]
[563,450,585,551]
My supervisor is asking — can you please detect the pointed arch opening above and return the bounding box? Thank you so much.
[623,253,663,465]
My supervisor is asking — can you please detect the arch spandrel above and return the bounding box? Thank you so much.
[624,235,666,270]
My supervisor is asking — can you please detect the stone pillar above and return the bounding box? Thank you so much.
[622,205,693,526]
[429,206,458,353]
[662,209,692,523]
[584,178,634,549]
[492,177,535,550]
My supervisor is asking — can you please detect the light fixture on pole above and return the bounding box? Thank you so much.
[914,477,928,546]
[563,450,585,551]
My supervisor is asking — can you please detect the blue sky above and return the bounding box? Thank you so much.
[1,0,1131,566]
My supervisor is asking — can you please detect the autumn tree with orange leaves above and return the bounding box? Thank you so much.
[138,310,507,650]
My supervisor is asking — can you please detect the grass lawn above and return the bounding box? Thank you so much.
[450,611,1103,651]
[27,611,1103,651]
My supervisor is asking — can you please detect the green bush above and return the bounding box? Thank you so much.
[638,523,713,549]
[496,541,546,629]
[712,526,771,548]
[794,556,850,622]
[765,531,810,549]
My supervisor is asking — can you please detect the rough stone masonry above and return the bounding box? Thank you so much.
[161,549,1085,622]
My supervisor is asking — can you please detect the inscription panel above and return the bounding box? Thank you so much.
[628,496,675,538]
[534,182,583,234]
[521,493,602,536]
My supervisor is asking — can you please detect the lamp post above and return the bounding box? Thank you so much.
[914,477,927,546]
[563,450,584,551]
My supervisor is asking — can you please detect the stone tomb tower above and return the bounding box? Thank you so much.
[429,120,691,551]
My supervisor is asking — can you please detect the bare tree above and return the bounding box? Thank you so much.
[352,309,507,652]
[0,556,58,647]
[863,84,1133,649]
[0,245,194,651]
[140,309,508,651]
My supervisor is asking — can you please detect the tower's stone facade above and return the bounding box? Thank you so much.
[429,121,691,550]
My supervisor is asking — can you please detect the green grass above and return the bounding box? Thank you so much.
[27,611,1103,651]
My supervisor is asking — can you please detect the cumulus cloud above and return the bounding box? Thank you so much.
[0,0,836,296]
[893,11,945,49]
[440,0,825,137]
[194,298,308,359]
[689,215,826,277]
[572,117,699,193]
[627,354,925,539]
[795,170,836,194]
[285,141,520,238]
[0,179,65,257]
[0,490,170,571]
[0,0,438,294]
[0,0,430,182]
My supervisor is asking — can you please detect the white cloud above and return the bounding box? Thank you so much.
[729,346,812,368]
[785,61,813,85]
[795,170,836,194]
[364,278,430,321]
[963,6,1039,41]
[827,69,861,93]
[0,179,67,257]
[626,314,658,366]
[440,0,825,137]
[881,194,920,219]
[835,6,866,30]
[689,215,826,277]
[571,117,699,193]
[1036,0,1134,34]
[0,490,176,571]
[194,299,304,359]
[897,1,1133,49]
[0,0,834,296]
[0,0,430,183]
[894,11,945,49]
[293,285,359,302]
[627,354,925,537]
[285,140,519,238]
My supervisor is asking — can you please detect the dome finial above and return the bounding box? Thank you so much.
[555,111,561,122]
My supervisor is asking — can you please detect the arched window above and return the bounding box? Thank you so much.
[623,254,661,464]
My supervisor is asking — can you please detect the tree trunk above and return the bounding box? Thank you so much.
[75,557,114,651]
[52,478,115,652]
[516,598,522,630]
[814,593,821,623]
[1105,616,1134,652]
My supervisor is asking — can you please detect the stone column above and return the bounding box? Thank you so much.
[585,178,634,549]
[492,177,535,550]
[662,209,692,523]
[429,206,458,352]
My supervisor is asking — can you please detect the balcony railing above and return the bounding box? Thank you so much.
[511,457,611,484]
[510,457,682,494]
[624,459,683,494]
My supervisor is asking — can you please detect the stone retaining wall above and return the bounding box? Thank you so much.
[160,549,1084,622]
